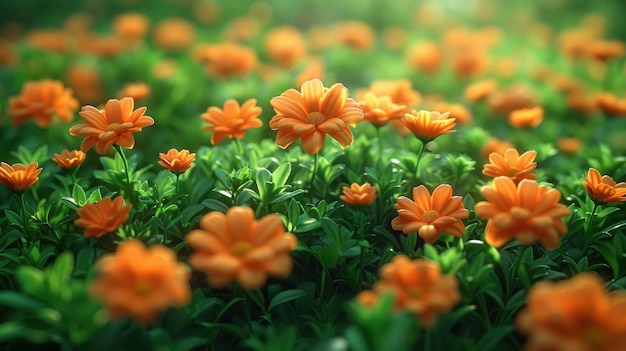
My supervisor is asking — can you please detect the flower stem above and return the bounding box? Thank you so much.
[414,138,425,182]
[115,146,135,205]
[310,152,319,203]
[18,191,30,244]
[582,200,599,252]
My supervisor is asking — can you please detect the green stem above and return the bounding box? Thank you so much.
[115,146,135,205]
[405,233,418,256]
[19,191,30,244]
[414,138,425,182]
[233,139,244,164]
[376,126,383,166]
[357,212,365,290]
[582,201,599,252]
[310,152,319,203]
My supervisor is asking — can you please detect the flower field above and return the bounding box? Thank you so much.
[1,0,626,350]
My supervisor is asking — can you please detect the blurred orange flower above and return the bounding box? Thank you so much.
[52,150,86,169]
[595,92,626,117]
[557,137,582,154]
[222,16,261,42]
[113,12,150,42]
[90,239,191,324]
[264,26,306,68]
[69,97,154,154]
[508,106,543,128]
[432,102,472,125]
[153,18,196,52]
[488,85,536,115]
[334,21,375,51]
[402,110,456,143]
[8,79,79,127]
[405,41,442,75]
[295,56,325,88]
[0,162,42,192]
[196,42,257,79]
[516,273,626,351]
[481,137,515,158]
[586,39,625,61]
[158,149,196,173]
[391,184,468,244]
[118,82,151,102]
[185,206,298,289]
[66,64,105,104]
[583,168,626,203]
[200,99,263,145]
[475,177,571,249]
[464,79,498,103]
[26,29,69,53]
[358,92,406,126]
[340,183,377,205]
[482,148,537,183]
[269,78,364,154]
[361,79,421,136]
[74,196,131,238]
[452,50,488,78]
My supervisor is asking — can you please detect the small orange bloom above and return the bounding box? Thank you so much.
[52,150,86,169]
[269,78,364,154]
[464,79,498,103]
[557,137,582,154]
[516,273,626,351]
[185,206,298,289]
[117,83,151,102]
[0,162,42,192]
[583,168,626,203]
[508,106,543,128]
[452,49,487,78]
[488,85,537,115]
[432,102,472,125]
[200,99,263,145]
[153,18,196,52]
[405,41,442,75]
[481,137,515,158]
[195,42,257,79]
[586,39,625,61]
[8,79,79,128]
[112,12,150,42]
[74,196,131,238]
[391,184,469,244]
[360,79,421,136]
[382,26,407,51]
[334,21,375,51]
[595,92,626,117]
[356,255,460,328]
[402,110,456,142]
[222,16,261,42]
[69,97,154,154]
[340,183,377,205]
[158,149,196,173]
[358,92,406,126]
[90,239,191,324]
[263,26,306,68]
[295,56,325,88]
[474,177,571,249]
[482,148,537,183]
[65,64,105,104]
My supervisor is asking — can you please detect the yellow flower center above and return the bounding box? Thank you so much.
[134,281,152,296]
[231,241,253,256]
[422,210,440,223]
[306,111,325,125]
[507,167,520,176]
[107,123,121,131]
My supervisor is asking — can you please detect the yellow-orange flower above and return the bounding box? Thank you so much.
[463,79,498,103]
[481,137,515,158]
[295,56,325,88]
[269,78,364,154]
[112,12,150,42]
[158,149,196,173]
[200,99,263,145]
[340,183,377,205]
[74,196,131,238]
[52,150,86,169]
[391,184,469,244]
[356,255,460,328]
[557,137,582,154]
[8,79,79,127]
[405,41,442,75]
[474,177,571,249]
[153,17,196,52]
[432,102,472,125]
[90,239,191,324]
[488,85,536,115]
[583,168,626,203]
[508,106,543,128]
[69,97,154,154]
[482,148,537,183]
[117,82,151,102]
[185,206,298,289]
[0,162,42,192]
[516,273,626,351]
[358,92,406,126]
[402,110,456,142]
[65,64,105,104]
[595,92,626,117]
[195,42,257,79]
[334,21,375,51]
[263,26,306,68]
[586,39,625,61]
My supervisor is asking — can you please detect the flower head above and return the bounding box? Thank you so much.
[200,99,263,145]
[358,92,406,126]
[584,168,626,203]
[482,148,537,184]
[474,177,571,249]
[481,137,514,158]
[74,196,131,238]
[158,149,196,173]
[264,26,306,68]
[195,43,257,79]
[186,206,298,289]
[269,78,364,154]
[8,79,79,127]
[153,17,196,52]
[406,41,442,75]
[69,97,154,154]
[90,239,191,324]
[52,150,86,169]
[117,82,151,102]
[112,12,150,42]
[402,110,456,143]
[340,183,377,205]
[508,106,544,128]
[557,137,582,154]
[0,162,43,192]
[391,184,469,244]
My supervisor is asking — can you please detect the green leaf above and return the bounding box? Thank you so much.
[473,325,515,351]
[15,266,45,297]
[0,291,46,310]
[315,246,340,269]
[200,199,230,213]
[268,289,308,312]
[72,184,87,206]
[271,162,291,188]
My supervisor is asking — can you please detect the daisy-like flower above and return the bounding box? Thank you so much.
[90,239,191,324]
[391,184,469,244]
[402,110,457,143]
[117,82,151,102]
[200,99,263,145]
[269,78,364,154]
[508,106,544,128]
[158,149,196,173]
[8,79,79,127]
[516,273,626,351]
[481,137,515,158]
[112,12,150,42]
[474,177,571,249]
[583,168,626,203]
[482,148,537,184]
[263,26,307,68]
[74,196,131,238]
[595,92,626,117]
[195,42,257,79]
[52,150,86,169]
[69,97,154,155]
[358,92,406,126]
[557,137,582,154]
[340,182,377,205]
[0,162,43,192]
[185,206,298,289]
[356,255,460,328]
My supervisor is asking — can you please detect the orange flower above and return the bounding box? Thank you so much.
[595,92,626,117]
[117,83,151,102]
[185,206,298,289]
[583,168,626,203]
[402,110,456,142]
[90,239,191,324]
[8,79,79,128]
[360,79,421,136]
[158,149,196,173]
[516,273,626,351]
[263,26,306,68]
[340,183,377,205]
[52,150,86,169]
[195,42,257,79]
[69,97,154,154]
[356,255,460,328]
[557,137,582,154]
[358,92,406,126]
[74,196,131,238]
[482,148,537,183]
[0,162,42,192]
[405,41,442,75]
[65,64,105,104]
[452,49,487,78]
[269,78,364,154]
[508,106,543,128]
[112,12,150,42]
[294,56,325,88]
[432,102,472,125]
[464,79,498,103]
[200,99,263,145]
[488,85,536,115]
[382,26,407,51]
[586,39,625,61]
[391,184,469,244]
[334,21,375,51]
[474,177,571,249]
[481,137,515,158]
[153,17,196,52]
